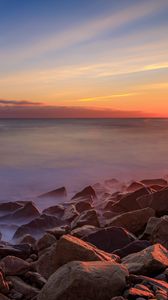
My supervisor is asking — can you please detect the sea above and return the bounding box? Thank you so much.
[0,118,168,203]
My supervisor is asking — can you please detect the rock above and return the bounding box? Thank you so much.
[150,216,168,249]
[140,178,167,187]
[36,234,117,279]
[37,261,128,300]
[155,288,167,300]
[62,205,79,223]
[42,204,65,217]
[0,202,22,217]
[140,217,161,240]
[106,208,155,235]
[71,225,98,239]
[126,284,154,298]
[24,271,46,289]
[19,234,36,246]
[0,294,10,300]
[7,276,39,299]
[8,289,22,300]
[137,187,168,216]
[36,233,56,252]
[111,187,151,213]
[0,256,30,275]
[129,274,168,295]
[122,243,168,275]
[113,240,151,258]
[38,186,67,198]
[111,297,126,300]
[46,225,70,239]
[74,200,93,213]
[102,210,118,219]
[84,226,136,253]
[0,272,9,294]
[13,214,62,240]
[0,244,31,260]
[126,181,145,192]
[0,202,40,225]
[71,209,100,229]
[71,185,96,201]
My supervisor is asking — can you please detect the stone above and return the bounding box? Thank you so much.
[127,284,154,298]
[106,207,155,235]
[74,200,93,213]
[137,187,168,216]
[0,256,30,275]
[35,234,117,279]
[84,226,136,253]
[0,294,10,300]
[19,234,36,246]
[141,217,161,240]
[24,271,46,289]
[71,185,96,201]
[71,225,98,239]
[126,181,145,192]
[140,178,167,187]
[13,214,61,240]
[111,187,151,213]
[0,272,9,294]
[113,240,151,258]
[36,233,56,252]
[46,225,70,239]
[150,216,168,249]
[71,209,100,229]
[38,186,67,198]
[42,204,65,217]
[0,244,31,260]
[122,243,168,275]
[37,261,128,300]
[7,276,39,299]
[62,205,79,223]
[0,202,22,217]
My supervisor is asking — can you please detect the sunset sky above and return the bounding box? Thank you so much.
[0,0,168,117]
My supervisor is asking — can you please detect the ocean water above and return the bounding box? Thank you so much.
[0,118,168,202]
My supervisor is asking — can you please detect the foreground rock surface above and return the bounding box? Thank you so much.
[37,261,128,300]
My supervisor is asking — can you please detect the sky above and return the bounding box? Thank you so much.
[0,0,168,118]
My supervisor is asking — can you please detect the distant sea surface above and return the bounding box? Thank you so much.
[0,118,168,202]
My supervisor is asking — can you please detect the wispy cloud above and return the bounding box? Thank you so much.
[79,93,137,102]
[0,99,42,106]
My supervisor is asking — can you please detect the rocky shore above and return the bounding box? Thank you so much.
[0,177,168,299]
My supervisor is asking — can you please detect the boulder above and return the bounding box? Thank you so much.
[46,225,70,239]
[111,187,151,213]
[38,186,67,198]
[0,294,10,300]
[126,284,154,298]
[150,216,168,249]
[140,217,161,240]
[37,261,128,300]
[24,271,46,289]
[126,181,145,192]
[122,243,168,275]
[74,200,93,213]
[0,202,40,224]
[140,178,167,187]
[0,256,30,275]
[42,204,64,217]
[137,187,168,216]
[84,226,136,253]
[0,244,32,260]
[62,205,79,223]
[7,276,39,299]
[0,202,22,217]
[35,234,117,279]
[36,233,56,252]
[19,234,36,246]
[71,209,100,229]
[0,272,9,294]
[113,240,151,258]
[106,207,155,235]
[13,214,62,240]
[71,225,98,239]
[71,185,96,201]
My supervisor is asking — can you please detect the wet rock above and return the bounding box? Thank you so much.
[137,187,168,216]
[71,209,100,229]
[0,202,40,225]
[36,233,56,252]
[111,187,151,213]
[74,200,93,213]
[0,272,9,294]
[38,186,67,199]
[113,240,151,258]
[122,243,168,275]
[24,271,46,289]
[84,226,136,253]
[46,225,70,239]
[150,216,168,249]
[71,225,98,239]
[106,207,155,235]
[42,204,64,217]
[37,261,128,300]
[0,256,30,275]
[62,205,79,223]
[71,185,96,201]
[36,234,117,279]
[13,214,62,240]
[7,276,39,299]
